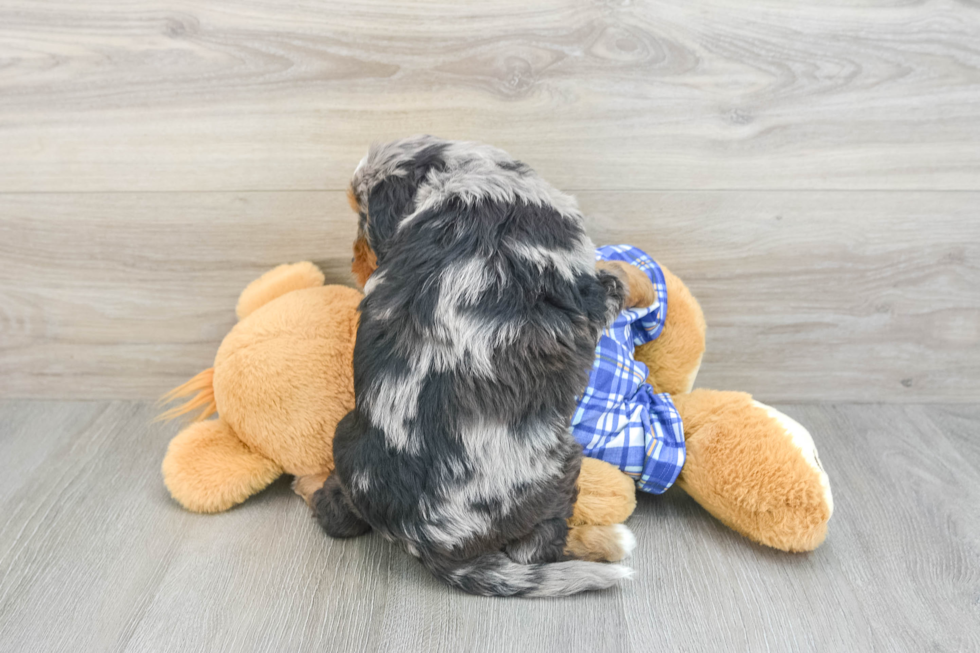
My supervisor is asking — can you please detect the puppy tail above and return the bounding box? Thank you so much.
[421,552,632,598]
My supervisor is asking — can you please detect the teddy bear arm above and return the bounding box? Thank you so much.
[569,457,637,527]
[671,389,833,552]
[162,419,283,513]
[634,264,706,395]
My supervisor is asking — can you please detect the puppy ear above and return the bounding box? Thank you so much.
[365,175,418,261]
[359,139,448,262]
[364,143,447,259]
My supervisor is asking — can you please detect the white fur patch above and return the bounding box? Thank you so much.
[507,240,594,281]
[365,256,523,453]
[363,270,386,295]
[423,257,519,377]
[351,471,371,493]
[753,401,834,517]
[419,419,565,547]
[418,492,493,547]
[437,257,492,308]
[362,365,427,454]
[613,524,637,559]
[458,420,562,502]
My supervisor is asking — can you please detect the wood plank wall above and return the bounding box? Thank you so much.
[1,0,978,401]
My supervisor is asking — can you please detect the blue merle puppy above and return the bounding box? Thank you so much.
[306,136,656,597]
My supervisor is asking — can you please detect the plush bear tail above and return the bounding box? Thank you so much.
[157,368,217,422]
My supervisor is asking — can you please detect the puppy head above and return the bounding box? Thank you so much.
[348,135,449,285]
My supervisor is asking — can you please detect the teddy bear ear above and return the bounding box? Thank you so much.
[235,262,325,320]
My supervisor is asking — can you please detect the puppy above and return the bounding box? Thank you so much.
[309,136,653,597]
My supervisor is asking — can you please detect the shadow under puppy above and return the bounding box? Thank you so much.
[303,136,655,597]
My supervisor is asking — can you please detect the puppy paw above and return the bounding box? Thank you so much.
[292,473,330,507]
[612,524,637,559]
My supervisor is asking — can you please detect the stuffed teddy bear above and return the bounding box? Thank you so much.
[161,256,832,552]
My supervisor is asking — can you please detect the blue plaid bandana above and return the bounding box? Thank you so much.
[570,245,686,494]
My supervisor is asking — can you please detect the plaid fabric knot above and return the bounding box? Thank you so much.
[571,245,686,494]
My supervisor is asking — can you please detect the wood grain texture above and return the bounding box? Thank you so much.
[585,190,980,403]
[1,0,980,192]
[0,192,358,399]
[1,0,978,401]
[0,400,977,652]
[2,190,977,401]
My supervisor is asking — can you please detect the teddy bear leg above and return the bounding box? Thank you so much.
[162,419,283,513]
[634,264,706,395]
[671,389,833,552]
[568,457,638,527]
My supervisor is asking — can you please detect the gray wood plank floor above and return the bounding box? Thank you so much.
[1,401,977,652]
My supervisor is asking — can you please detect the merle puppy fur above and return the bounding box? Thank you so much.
[312,136,646,597]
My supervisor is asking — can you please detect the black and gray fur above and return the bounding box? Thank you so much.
[314,136,633,597]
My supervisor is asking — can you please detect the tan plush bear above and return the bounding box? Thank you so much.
[161,259,832,552]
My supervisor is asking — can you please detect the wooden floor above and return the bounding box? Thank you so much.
[1,400,978,652]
